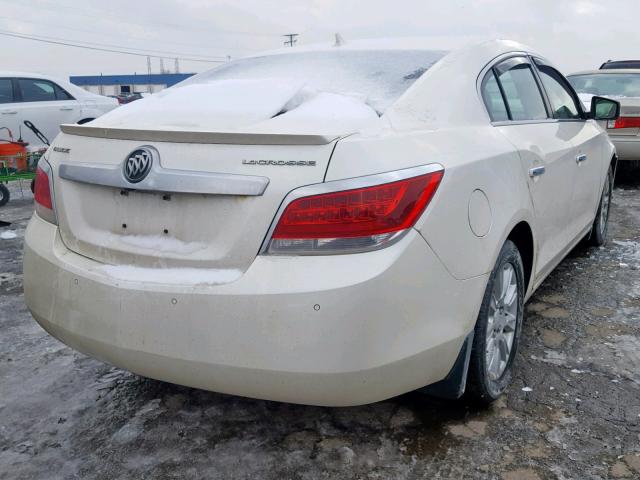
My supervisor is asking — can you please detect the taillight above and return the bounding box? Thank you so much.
[607,116,640,129]
[34,160,57,225]
[265,166,443,255]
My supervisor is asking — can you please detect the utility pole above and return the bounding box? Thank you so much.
[147,56,152,93]
[174,57,180,74]
[283,33,298,47]
[159,57,165,74]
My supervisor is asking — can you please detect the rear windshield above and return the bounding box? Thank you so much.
[179,50,446,113]
[568,73,640,97]
[601,61,640,69]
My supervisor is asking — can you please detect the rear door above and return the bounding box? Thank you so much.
[0,78,20,140]
[15,78,80,147]
[532,58,605,239]
[482,56,577,276]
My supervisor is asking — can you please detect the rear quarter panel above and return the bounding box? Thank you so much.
[326,126,535,282]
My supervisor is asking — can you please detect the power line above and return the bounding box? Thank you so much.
[0,30,225,63]
[0,16,233,58]
[1,0,283,39]
[0,14,262,54]
[0,26,227,60]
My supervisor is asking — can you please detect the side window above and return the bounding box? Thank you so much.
[0,78,14,104]
[534,60,582,120]
[53,83,74,100]
[481,71,509,122]
[18,79,58,102]
[494,58,548,121]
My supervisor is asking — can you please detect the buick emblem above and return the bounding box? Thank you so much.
[123,148,154,183]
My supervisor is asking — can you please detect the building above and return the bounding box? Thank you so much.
[69,73,195,96]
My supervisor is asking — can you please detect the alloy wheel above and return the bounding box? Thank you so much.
[485,262,519,381]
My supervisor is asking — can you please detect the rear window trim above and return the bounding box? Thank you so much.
[480,54,553,125]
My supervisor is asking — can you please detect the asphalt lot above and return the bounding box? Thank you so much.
[1,172,639,480]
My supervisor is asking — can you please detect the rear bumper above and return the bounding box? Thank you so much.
[24,213,487,406]
[610,135,640,161]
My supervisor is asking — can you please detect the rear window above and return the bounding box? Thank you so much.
[179,50,446,113]
[568,73,640,97]
[601,61,640,70]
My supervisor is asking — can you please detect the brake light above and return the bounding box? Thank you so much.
[34,161,57,225]
[267,168,443,254]
[608,117,640,129]
[34,167,52,209]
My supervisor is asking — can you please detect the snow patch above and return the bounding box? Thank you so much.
[93,79,306,131]
[0,231,17,240]
[251,89,383,134]
[111,234,207,255]
[97,265,242,286]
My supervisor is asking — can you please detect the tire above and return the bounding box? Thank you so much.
[466,240,525,404]
[0,184,9,207]
[589,165,613,247]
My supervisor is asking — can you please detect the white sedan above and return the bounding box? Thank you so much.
[0,72,117,148]
[23,39,618,406]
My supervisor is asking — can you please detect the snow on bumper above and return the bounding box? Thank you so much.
[23,213,487,406]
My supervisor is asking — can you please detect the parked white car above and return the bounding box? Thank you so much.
[23,39,618,406]
[0,72,118,148]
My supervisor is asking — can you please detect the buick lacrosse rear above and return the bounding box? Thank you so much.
[24,39,618,406]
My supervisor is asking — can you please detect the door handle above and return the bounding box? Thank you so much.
[59,107,74,111]
[1,110,17,114]
[576,154,587,164]
[528,166,546,178]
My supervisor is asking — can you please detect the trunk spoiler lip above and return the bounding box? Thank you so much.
[60,124,344,146]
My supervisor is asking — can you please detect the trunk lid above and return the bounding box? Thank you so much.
[50,129,338,275]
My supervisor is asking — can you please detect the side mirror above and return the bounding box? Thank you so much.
[589,96,620,120]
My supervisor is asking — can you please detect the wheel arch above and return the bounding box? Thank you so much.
[611,153,619,177]
[506,221,534,293]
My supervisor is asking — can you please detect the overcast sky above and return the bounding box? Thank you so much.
[1,0,639,79]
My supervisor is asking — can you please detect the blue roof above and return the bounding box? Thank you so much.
[69,73,195,87]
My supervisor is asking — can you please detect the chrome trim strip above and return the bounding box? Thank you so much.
[259,163,445,254]
[267,230,410,256]
[59,162,270,196]
[60,124,340,146]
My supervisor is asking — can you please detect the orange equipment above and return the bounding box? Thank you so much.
[0,127,28,172]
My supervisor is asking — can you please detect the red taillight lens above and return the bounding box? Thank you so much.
[609,117,640,129]
[34,162,57,225]
[268,169,443,254]
[34,167,53,209]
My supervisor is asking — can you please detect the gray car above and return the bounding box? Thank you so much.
[568,69,640,165]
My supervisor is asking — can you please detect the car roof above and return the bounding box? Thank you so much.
[0,71,65,80]
[243,37,536,60]
[568,69,640,76]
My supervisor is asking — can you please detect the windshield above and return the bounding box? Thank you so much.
[179,50,446,113]
[568,73,640,97]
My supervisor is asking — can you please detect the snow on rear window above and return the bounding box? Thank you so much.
[180,50,446,113]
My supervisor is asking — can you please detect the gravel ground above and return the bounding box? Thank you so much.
[1,172,639,480]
